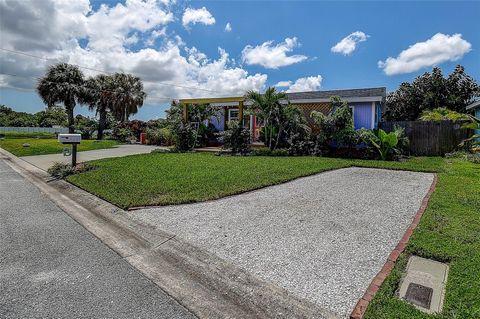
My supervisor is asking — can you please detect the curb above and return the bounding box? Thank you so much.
[0,147,337,319]
[350,173,438,319]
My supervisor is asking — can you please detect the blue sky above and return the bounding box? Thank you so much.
[1,0,479,120]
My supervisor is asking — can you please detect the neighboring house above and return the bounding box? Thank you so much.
[180,87,386,143]
[466,100,480,136]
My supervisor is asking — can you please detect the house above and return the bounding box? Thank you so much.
[179,87,386,142]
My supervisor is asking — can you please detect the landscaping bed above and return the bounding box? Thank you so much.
[0,137,119,157]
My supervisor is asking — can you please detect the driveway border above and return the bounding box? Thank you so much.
[350,174,438,319]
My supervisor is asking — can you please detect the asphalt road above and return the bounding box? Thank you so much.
[0,158,195,319]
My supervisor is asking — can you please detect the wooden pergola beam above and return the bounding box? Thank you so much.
[180,96,246,124]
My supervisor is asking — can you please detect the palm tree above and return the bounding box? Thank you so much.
[110,73,146,123]
[80,74,115,140]
[37,63,85,133]
[245,87,288,150]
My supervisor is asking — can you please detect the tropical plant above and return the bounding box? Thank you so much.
[369,129,399,160]
[80,74,116,140]
[173,123,196,151]
[109,73,146,123]
[419,107,471,121]
[311,96,355,147]
[459,115,480,153]
[246,87,288,151]
[219,121,251,154]
[37,63,85,133]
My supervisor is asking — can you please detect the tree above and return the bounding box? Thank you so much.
[110,73,146,123]
[81,74,115,140]
[419,107,470,121]
[384,65,479,121]
[246,87,288,150]
[37,63,85,133]
[36,106,68,127]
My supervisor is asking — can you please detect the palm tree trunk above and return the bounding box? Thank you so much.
[97,108,106,140]
[67,105,75,134]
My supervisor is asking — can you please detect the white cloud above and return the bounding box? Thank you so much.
[224,22,232,32]
[378,33,472,75]
[331,31,368,55]
[276,75,322,93]
[241,37,308,69]
[182,7,215,28]
[274,81,292,87]
[0,0,267,104]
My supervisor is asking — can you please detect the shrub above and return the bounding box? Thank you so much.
[47,162,94,179]
[251,147,289,156]
[112,127,135,143]
[146,128,175,146]
[287,132,317,156]
[219,121,251,154]
[173,123,196,152]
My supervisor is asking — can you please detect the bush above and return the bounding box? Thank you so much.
[146,128,175,146]
[287,133,318,156]
[219,121,251,154]
[173,124,196,152]
[251,147,289,156]
[47,162,94,179]
[112,127,135,143]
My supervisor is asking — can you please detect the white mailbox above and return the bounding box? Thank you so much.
[58,134,81,144]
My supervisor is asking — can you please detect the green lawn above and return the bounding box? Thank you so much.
[0,137,119,156]
[66,152,479,318]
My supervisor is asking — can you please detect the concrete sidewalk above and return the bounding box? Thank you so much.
[0,158,195,319]
[20,144,163,170]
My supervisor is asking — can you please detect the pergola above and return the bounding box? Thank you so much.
[179,96,245,123]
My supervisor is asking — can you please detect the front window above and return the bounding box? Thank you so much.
[228,109,239,122]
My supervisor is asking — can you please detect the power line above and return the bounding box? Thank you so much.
[0,47,220,93]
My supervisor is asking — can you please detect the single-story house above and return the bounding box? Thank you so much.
[180,87,386,142]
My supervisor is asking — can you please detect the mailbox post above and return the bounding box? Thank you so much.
[58,134,81,167]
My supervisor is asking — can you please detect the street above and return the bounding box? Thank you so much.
[0,158,195,319]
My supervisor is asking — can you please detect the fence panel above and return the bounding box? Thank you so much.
[379,120,471,156]
[0,126,68,134]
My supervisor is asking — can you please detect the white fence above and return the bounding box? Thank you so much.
[0,126,69,134]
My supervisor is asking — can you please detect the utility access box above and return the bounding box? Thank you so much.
[58,134,81,144]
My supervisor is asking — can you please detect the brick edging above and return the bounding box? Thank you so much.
[350,173,438,319]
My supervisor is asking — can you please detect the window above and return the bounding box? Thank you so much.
[228,109,239,122]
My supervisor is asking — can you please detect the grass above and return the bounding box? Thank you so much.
[66,152,479,318]
[0,137,120,156]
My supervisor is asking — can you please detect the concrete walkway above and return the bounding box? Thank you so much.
[0,158,194,319]
[129,167,434,318]
[20,144,163,171]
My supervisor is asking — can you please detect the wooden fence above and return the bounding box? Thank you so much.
[379,120,472,156]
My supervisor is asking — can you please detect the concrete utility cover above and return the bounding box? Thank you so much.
[399,256,449,314]
[130,167,434,318]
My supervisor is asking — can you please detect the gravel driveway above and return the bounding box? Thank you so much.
[128,167,434,318]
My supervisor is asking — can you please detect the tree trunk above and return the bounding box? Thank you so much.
[97,108,106,140]
[67,105,75,134]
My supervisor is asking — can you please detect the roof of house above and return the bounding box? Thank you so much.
[466,100,480,110]
[286,87,386,101]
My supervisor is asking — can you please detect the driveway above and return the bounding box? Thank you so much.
[128,167,434,318]
[0,158,194,319]
[20,144,163,171]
